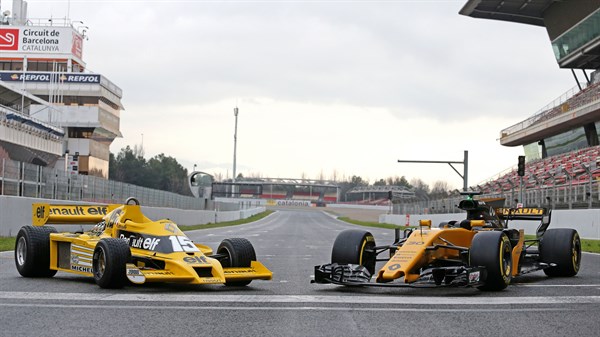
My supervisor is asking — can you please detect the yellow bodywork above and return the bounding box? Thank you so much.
[376,225,526,283]
[33,202,272,285]
[377,228,476,283]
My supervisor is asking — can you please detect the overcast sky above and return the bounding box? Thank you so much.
[12,0,576,189]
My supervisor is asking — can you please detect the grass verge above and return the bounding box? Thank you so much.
[0,210,275,252]
[339,217,600,254]
[0,237,15,252]
[524,234,600,253]
[178,210,274,231]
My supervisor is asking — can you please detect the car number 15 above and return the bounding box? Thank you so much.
[168,236,199,252]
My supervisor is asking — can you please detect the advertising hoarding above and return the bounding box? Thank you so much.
[0,26,83,58]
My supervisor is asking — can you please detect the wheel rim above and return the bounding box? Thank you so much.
[500,238,512,279]
[16,237,27,266]
[95,248,106,278]
[218,247,233,267]
[572,234,581,272]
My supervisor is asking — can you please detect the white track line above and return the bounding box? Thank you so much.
[0,292,599,305]
[0,303,578,312]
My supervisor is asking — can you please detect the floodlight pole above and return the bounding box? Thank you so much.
[397,150,468,191]
[233,107,239,183]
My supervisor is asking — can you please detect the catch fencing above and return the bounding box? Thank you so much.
[0,158,204,209]
[393,179,600,215]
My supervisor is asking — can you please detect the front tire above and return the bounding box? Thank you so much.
[14,226,57,277]
[540,228,581,277]
[331,229,376,275]
[217,238,256,286]
[92,238,131,289]
[470,231,512,291]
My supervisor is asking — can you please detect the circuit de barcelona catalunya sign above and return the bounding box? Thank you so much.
[0,26,83,58]
[0,71,100,83]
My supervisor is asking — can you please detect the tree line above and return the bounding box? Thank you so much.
[109,146,192,196]
[109,146,453,197]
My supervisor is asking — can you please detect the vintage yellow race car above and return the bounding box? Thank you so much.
[313,193,581,290]
[15,197,272,288]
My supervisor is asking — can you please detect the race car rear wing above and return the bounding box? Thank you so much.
[494,207,552,237]
[32,203,118,226]
[494,207,548,220]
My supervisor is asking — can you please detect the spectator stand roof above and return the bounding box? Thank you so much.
[460,0,600,70]
[459,0,553,26]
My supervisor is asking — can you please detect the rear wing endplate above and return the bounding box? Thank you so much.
[32,203,118,226]
[495,207,552,237]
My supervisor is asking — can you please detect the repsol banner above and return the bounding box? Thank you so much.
[0,71,100,83]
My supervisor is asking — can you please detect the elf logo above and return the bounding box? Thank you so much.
[0,29,19,50]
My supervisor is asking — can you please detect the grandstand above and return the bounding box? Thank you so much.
[456,0,600,209]
[210,177,340,204]
[346,185,414,206]
[0,81,64,166]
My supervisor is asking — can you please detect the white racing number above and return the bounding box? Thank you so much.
[168,236,199,252]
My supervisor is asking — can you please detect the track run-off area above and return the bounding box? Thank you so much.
[1,208,599,337]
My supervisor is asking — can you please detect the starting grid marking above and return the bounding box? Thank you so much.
[0,302,583,313]
[0,291,599,306]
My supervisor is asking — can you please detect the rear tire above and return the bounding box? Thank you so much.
[470,231,512,291]
[217,238,256,286]
[331,229,376,275]
[540,228,581,277]
[14,226,57,277]
[92,238,131,289]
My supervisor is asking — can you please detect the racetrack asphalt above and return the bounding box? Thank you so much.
[0,208,598,337]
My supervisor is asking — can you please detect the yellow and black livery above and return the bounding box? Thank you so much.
[15,197,272,288]
[313,192,581,290]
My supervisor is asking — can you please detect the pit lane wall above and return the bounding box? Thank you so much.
[379,209,600,240]
[0,196,265,237]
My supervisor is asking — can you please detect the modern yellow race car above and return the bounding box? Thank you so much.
[15,197,272,288]
[313,193,581,290]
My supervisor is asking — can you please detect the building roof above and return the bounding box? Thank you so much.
[459,0,555,26]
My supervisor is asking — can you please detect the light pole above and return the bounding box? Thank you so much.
[398,150,468,191]
[233,107,239,183]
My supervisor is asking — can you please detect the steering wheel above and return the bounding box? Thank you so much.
[125,197,140,205]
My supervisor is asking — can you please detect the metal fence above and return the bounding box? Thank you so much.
[393,178,600,215]
[0,158,204,209]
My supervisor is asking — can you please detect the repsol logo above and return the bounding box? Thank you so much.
[65,75,99,83]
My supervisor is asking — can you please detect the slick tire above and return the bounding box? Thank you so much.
[218,238,256,286]
[470,231,512,291]
[14,226,58,278]
[540,228,581,277]
[331,229,376,276]
[92,238,131,289]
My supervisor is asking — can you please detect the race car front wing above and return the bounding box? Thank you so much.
[312,263,488,288]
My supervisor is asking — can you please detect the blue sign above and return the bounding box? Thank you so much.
[0,71,100,83]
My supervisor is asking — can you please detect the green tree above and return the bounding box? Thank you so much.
[110,146,148,186]
[373,179,386,186]
[109,147,192,196]
[147,154,190,195]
